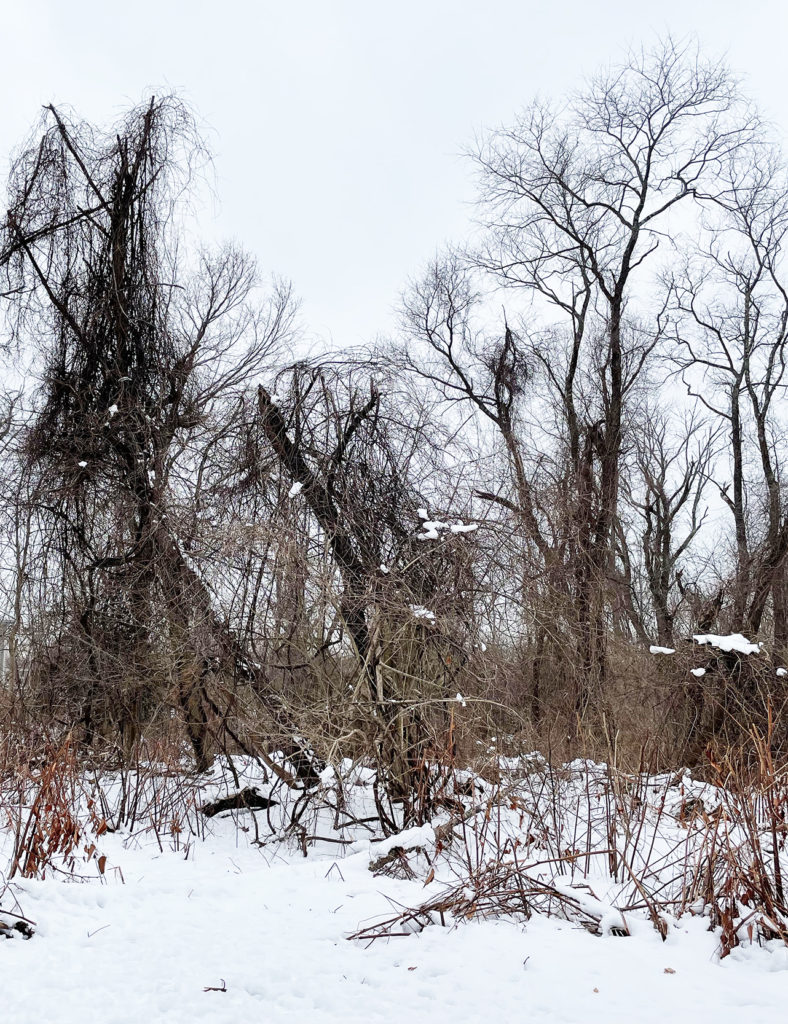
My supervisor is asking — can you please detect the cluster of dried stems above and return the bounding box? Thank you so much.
[351,734,788,956]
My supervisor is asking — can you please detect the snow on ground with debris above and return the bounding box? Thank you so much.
[2,756,788,1023]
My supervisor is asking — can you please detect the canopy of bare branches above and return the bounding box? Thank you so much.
[0,41,787,819]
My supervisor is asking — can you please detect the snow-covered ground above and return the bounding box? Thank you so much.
[2,755,788,1023]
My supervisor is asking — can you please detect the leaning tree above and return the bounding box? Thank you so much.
[0,97,315,774]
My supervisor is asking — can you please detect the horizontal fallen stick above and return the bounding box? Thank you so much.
[201,788,278,817]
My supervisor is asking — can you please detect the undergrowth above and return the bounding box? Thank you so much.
[1,716,787,959]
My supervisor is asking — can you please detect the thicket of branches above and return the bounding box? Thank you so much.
[1,40,788,822]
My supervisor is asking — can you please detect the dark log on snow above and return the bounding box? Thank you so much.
[201,788,279,818]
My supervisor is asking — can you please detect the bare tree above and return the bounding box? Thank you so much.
[0,98,310,772]
[254,360,479,823]
[468,37,755,694]
[671,141,788,647]
[624,410,717,644]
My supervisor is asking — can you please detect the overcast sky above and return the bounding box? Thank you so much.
[2,0,786,347]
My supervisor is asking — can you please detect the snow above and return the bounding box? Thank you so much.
[373,823,436,858]
[456,692,467,707]
[417,518,478,541]
[777,668,787,678]
[409,604,436,623]
[288,481,303,498]
[649,635,762,657]
[690,667,706,677]
[8,842,785,1024]
[77,460,88,468]
[417,519,447,541]
[450,522,478,534]
[3,756,788,1023]
[693,633,761,655]
[108,403,118,417]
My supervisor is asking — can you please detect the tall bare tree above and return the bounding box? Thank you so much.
[403,39,756,715]
[671,142,788,647]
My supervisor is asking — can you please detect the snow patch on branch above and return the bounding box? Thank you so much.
[417,517,478,541]
[693,633,760,655]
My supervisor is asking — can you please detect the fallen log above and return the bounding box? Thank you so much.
[200,787,278,818]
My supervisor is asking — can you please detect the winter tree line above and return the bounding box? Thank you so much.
[0,40,786,815]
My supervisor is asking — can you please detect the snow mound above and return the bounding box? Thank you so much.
[374,824,436,858]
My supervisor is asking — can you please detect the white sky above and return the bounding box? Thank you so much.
[2,0,787,349]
